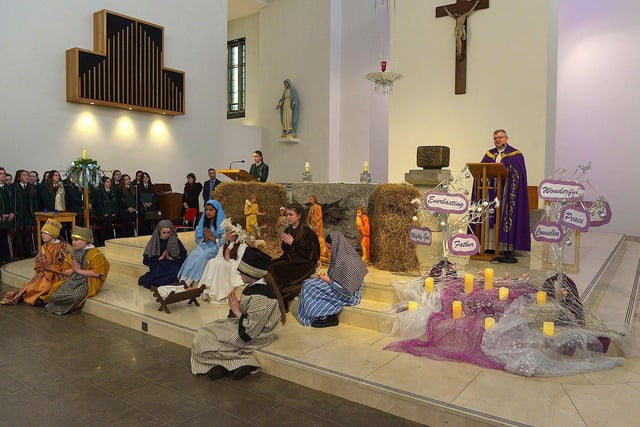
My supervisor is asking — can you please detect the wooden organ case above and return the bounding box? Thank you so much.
[66,10,185,116]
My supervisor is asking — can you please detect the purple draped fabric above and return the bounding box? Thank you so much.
[385,276,537,369]
[480,144,531,251]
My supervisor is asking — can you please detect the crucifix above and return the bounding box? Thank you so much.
[436,0,489,94]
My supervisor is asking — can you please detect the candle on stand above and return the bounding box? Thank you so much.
[407,301,418,311]
[536,290,547,305]
[484,268,494,290]
[464,273,474,294]
[484,317,495,330]
[424,277,434,293]
[82,149,87,159]
[452,300,462,319]
[543,321,555,336]
[363,161,369,172]
[498,286,509,300]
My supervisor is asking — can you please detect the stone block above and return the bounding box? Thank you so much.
[417,146,450,169]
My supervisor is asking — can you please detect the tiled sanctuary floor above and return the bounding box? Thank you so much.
[0,283,421,427]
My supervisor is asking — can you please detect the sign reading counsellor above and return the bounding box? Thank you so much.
[448,233,480,256]
[424,192,469,214]
[410,226,432,246]
[533,221,564,243]
[538,180,584,202]
[560,205,591,232]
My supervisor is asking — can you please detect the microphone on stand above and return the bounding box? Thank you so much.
[229,160,245,169]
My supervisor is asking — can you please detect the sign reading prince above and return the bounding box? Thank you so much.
[424,192,469,214]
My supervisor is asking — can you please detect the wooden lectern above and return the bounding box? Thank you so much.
[467,162,507,261]
[217,169,257,182]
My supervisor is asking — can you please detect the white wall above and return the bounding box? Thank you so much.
[556,0,640,236]
[0,0,258,191]
[232,0,386,184]
[339,0,389,183]
[390,0,552,189]
[228,12,261,127]
[256,0,332,182]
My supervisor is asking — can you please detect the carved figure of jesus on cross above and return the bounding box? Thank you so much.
[436,0,489,94]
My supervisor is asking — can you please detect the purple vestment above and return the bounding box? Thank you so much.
[481,144,531,251]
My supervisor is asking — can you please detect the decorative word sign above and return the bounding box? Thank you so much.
[559,205,590,232]
[424,191,469,214]
[410,226,432,246]
[584,201,612,227]
[533,220,564,243]
[538,179,584,202]
[66,10,185,115]
[448,233,480,256]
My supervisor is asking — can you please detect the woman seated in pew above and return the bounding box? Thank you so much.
[177,199,226,286]
[199,218,247,302]
[297,231,368,328]
[191,247,286,381]
[138,220,187,289]
[268,202,320,308]
[0,219,70,305]
[43,226,110,315]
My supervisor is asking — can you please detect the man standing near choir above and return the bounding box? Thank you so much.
[202,168,221,204]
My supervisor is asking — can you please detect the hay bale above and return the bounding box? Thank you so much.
[213,182,287,258]
[371,184,421,272]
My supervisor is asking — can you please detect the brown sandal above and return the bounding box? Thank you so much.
[0,290,18,305]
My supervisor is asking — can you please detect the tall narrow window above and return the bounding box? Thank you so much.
[227,38,246,119]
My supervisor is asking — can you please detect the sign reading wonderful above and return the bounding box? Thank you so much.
[410,226,432,246]
[559,205,591,232]
[538,179,584,202]
[533,220,564,243]
[584,201,612,227]
[447,233,480,256]
[424,192,469,214]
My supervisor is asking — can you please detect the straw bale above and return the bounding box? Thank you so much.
[371,184,421,272]
[213,182,287,258]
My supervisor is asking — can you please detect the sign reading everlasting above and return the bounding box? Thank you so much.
[424,191,469,214]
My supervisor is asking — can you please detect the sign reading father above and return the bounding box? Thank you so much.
[448,233,480,256]
[424,191,469,214]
